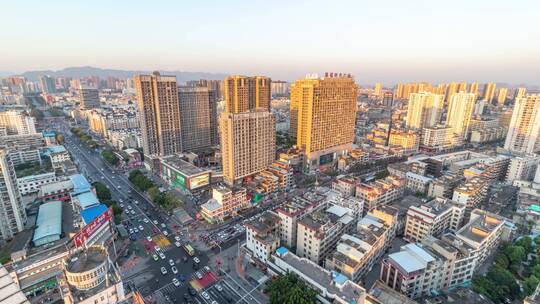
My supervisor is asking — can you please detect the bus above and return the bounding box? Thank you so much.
[183,244,195,256]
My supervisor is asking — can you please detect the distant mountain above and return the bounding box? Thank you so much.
[19,66,228,83]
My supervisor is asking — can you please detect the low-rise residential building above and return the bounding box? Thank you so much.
[17,172,57,195]
[200,186,249,223]
[245,211,280,263]
[405,171,433,194]
[428,173,465,198]
[0,133,45,165]
[296,204,357,265]
[421,126,458,152]
[46,145,70,170]
[404,197,465,242]
[506,156,540,184]
[355,176,406,213]
[452,176,490,217]
[325,206,399,281]
[388,129,419,153]
[248,160,294,194]
[268,247,366,304]
[332,175,359,197]
[38,179,74,202]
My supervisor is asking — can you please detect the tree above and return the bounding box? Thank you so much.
[375,169,390,180]
[494,253,510,269]
[266,273,318,304]
[101,150,119,166]
[532,264,540,278]
[524,275,540,296]
[504,245,526,264]
[516,236,535,255]
[92,182,111,201]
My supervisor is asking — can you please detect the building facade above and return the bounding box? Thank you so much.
[0,150,27,241]
[504,95,540,154]
[224,75,271,113]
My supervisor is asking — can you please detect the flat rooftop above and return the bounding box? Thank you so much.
[369,280,418,304]
[161,155,210,176]
[66,247,107,273]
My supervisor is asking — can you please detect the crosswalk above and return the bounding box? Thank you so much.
[146,279,187,303]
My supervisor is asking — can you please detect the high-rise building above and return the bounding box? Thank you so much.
[178,86,219,151]
[271,80,290,97]
[39,75,56,94]
[220,110,276,185]
[394,83,404,99]
[224,75,271,113]
[405,92,444,130]
[445,92,476,139]
[79,86,100,109]
[469,82,479,95]
[0,110,36,135]
[292,74,358,168]
[186,79,223,100]
[374,83,382,96]
[445,82,459,102]
[0,150,26,241]
[457,82,467,93]
[382,92,394,107]
[504,95,540,154]
[497,88,508,106]
[482,82,496,103]
[134,72,182,157]
[514,87,527,100]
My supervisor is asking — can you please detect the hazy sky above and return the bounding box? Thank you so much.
[2,0,539,85]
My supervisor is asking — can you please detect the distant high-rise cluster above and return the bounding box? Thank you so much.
[405,92,444,130]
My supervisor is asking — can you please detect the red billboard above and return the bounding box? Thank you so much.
[73,207,113,247]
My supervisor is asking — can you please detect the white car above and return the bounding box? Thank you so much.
[174,241,181,248]
[171,266,178,274]
[174,236,181,242]
[172,278,180,287]
[129,228,134,234]
[196,272,203,279]
[160,267,167,275]
[127,206,132,210]
[154,246,161,251]
[153,220,158,225]
[134,200,139,205]
[160,223,166,228]
[215,284,223,292]
[133,228,139,233]
[138,225,144,231]
[163,230,169,236]
[201,291,209,299]
[143,218,149,223]
[204,266,210,272]
[159,252,166,260]
[193,257,200,264]
[130,210,135,215]
[120,204,124,208]
[169,259,175,266]
[146,236,152,242]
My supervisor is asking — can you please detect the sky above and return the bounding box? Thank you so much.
[1,0,540,85]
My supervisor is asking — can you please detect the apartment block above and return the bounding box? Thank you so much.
[178,86,219,151]
[405,92,444,130]
[421,126,458,151]
[452,176,490,217]
[504,94,540,154]
[200,186,249,223]
[388,130,419,152]
[224,75,271,113]
[405,171,433,194]
[220,110,276,186]
[428,173,465,198]
[505,155,540,183]
[17,172,57,196]
[245,211,280,263]
[332,175,360,197]
[0,150,27,241]
[296,204,357,265]
[355,176,406,213]
[79,86,100,109]
[404,197,465,242]
[248,160,294,194]
[0,109,36,135]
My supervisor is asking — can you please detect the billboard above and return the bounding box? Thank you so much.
[189,174,209,190]
[73,207,113,247]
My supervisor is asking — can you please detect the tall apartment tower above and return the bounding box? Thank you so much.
[445,92,477,139]
[405,92,444,130]
[374,83,382,96]
[0,150,26,241]
[39,75,56,94]
[445,82,459,102]
[0,110,36,135]
[134,72,182,157]
[514,87,527,100]
[79,86,100,109]
[220,110,276,186]
[292,73,358,168]
[469,82,479,95]
[224,76,271,113]
[482,82,497,103]
[178,86,219,151]
[186,79,223,100]
[504,94,540,154]
[497,88,508,106]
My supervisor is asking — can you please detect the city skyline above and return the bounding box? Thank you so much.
[2,0,540,85]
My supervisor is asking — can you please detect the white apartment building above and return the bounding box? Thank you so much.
[452,176,490,216]
[245,211,280,263]
[405,92,444,130]
[505,155,540,184]
[421,126,458,151]
[355,176,406,213]
[17,172,57,196]
[404,197,465,242]
[0,150,27,241]
[200,186,249,223]
[296,204,357,265]
[0,109,36,135]
[445,92,477,140]
[405,171,433,194]
[504,94,540,154]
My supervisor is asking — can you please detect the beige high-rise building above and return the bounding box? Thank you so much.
[292,74,358,168]
[469,82,479,95]
[178,86,219,151]
[405,92,444,130]
[482,82,497,103]
[220,110,276,185]
[497,88,508,106]
[515,87,527,100]
[0,149,26,241]
[445,92,477,139]
[457,82,467,93]
[374,83,382,96]
[504,94,540,154]
[224,75,271,113]
[445,82,459,102]
[134,72,182,157]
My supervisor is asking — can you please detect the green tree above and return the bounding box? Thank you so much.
[516,236,535,255]
[266,273,318,304]
[532,264,540,278]
[504,245,527,264]
[375,169,390,179]
[92,182,111,201]
[494,253,510,269]
[524,275,540,296]
[101,150,119,166]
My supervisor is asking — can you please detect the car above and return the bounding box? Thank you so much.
[178,274,186,282]
[163,230,169,236]
[211,301,218,304]
[127,206,132,210]
[143,218,149,223]
[117,186,121,189]
[111,176,115,179]
[129,228,134,234]
[101,176,105,179]
[196,272,203,279]
[160,267,167,275]
[138,225,144,231]
[153,220,158,225]
[193,257,200,264]
[155,246,161,251]
[134,200,139,205]
[120,204,124,208]
[146,236,152,242]
[204,266,210,272]
[175,235,181,242]
[172,278,180,287]
[171,266,178,274]
[133,228,139,233]
[215,284,223,292]
[159,252,166,260]
[131,210,136,215]
[160,223,166,228]
[174,241,181,248]
[188,287,197,296]
[152,254,158,261]
[201,291,210,300]
[119,199,124,203]
[169,259,175,266]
